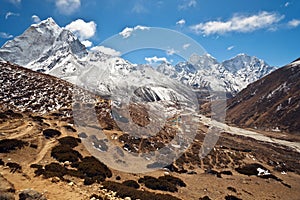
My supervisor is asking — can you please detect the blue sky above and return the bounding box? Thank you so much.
[0,0,299,66]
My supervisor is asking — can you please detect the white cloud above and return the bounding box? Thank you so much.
[178,0,197,10]
[284,2,290,7]
[176,19,186,26]
[145,56,169,64]
[0,32,13,39]
[227,45,235,51]
[91,46,121,57]
[5,12,19,19]
[190,11,284,35]
[65,19,97,40]
[288,19,300,27]
[166,48,176,56]
[55,0,81,15]
[31,15,41,23]
[81,40,92,48]
[8,0,21,5]
[182,43,190,50]
[119,25,150,38]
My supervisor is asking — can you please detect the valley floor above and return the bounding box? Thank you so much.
[1,111,300,200]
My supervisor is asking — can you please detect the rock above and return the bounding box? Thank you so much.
[68,182,74,186]
[64,161,70,166]
[124,197,131,200]
[19,189,47,200]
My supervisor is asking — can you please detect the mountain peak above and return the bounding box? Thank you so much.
[222,53,269,73]
[31,17,61,34]
[0,17,87,69]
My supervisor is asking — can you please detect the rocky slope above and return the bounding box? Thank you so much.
[226,58,300,133]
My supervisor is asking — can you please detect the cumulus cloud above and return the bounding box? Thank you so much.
[182,43,190,50]
[288,19,300,27]
[55,0,81,15]
[0,32,13,39]
[178,0,197,10]
[5,12,19,19]
[31,15,41,23]
[145,56,169,64]
[81,40,92,48]
[227,45,235,51]
[91,46,121,57]
[190,11,284,35]
[119,25,150,38]
[176,19,186,26]
[65,19,97,40]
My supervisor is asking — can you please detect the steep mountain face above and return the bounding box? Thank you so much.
[157,54,276,95]
[0,17,275,96]
[226,59,300,133]
[0,18,87,73]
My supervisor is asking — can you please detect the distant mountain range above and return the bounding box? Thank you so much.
[0,18,276,97]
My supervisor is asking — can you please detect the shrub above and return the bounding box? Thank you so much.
[227,186,237,193]
[6,162,22,173]
[29,144,38,149]
[235,163,265,176]
[42,162,67,178]
[122,180,140,189]
[199,196,211,200]
[77,156,112,184]
[225,195,242,200]
[0,139,28,153]
[84,177,95,185]
[159,175,186,187]
[51,145,82,162]
[102,181,181,200]
[43,129,61,138]
[30,164,42,169]
[58,136,81,148]
[138,176,178,192]
[63,125,77,132]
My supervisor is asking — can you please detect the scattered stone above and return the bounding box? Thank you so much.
[68,181,74,186]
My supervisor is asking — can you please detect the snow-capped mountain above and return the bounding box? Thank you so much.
[0,18,87,73]
[157,53,276,95]
[0,17,276,97]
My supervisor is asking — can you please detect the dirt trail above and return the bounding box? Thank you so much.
[197,114,300,153]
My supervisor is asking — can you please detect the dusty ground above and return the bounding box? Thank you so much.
[1,111,300,200]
